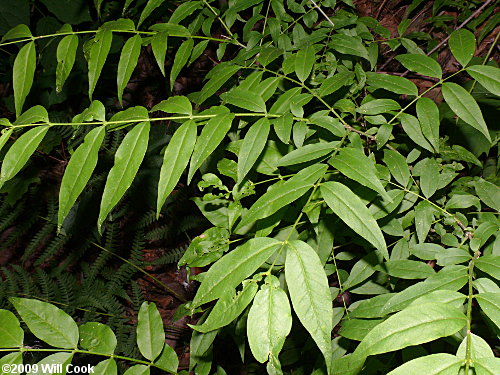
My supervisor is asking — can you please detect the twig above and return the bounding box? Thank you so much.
[309,0,335,27]
[375,0,390,20]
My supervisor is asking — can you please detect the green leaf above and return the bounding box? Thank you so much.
[339,318,384,341]
[123,365,150,375]
[40,0,91,24]
[188,113,234,183]
[466,65,500,97]
[474,357,500,375]
[36,352,73,374]
[14,105,49,125]
[238,118,270,182]
[58,126,106,228]
[377,260,435,279]
[169,1,203,24]
[366,72,418,96]
[13,41,36,117]
[355,303,466,357]
[330,34,369,60]
[357,99,400,115]
[192,281,258,333]
[456,332,494,359]
[330,147,391,202]
[295,45,315,82]
[383,149,410,187]
[343,253,378,290]
[409,290,466,310]
[10,297,79,349]
[152,96,192,115]
[285,240,333,373]
[108,106,148,131]
[475,256,500,280]
[221,88,267,113]
[238,164,327,228]
[138,0,164,27]
[382,266,469,314]
[349,294,395,319]
[272,114,293,144]
[473,179,500,211]
[154,343,179,373]
[117,35,142,106]
[399,113,434,152]
[1,24,31,42]
[247,276,292,363]
[137,302,165,361]
[192,238,282,308]
[56,35,78,93]
[0,353,22,369]
[170,38,194,90]
[157,120,197,217]
[395,54,442,79]
[321,181,388,259]
[318,71,355,97]
[88,29,113,100]
[418,158,440,198]
[415,201,434,243]
[98,121,150,232]
[416,97,439,152]
[441,82,491,142]
[151,32,168,76]
[79,322,117,355]
[189,40,209,66]
[277,142,338,166]
[196,63,240,105]
[0,310,23,347]
[448,29,476,67]
[93,359,117,375]
[0,128,13,155]
[0,126,49,189]
[269,87,301,115]
[387,353,462,375]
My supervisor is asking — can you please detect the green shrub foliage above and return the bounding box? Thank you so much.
[0,0,499,374]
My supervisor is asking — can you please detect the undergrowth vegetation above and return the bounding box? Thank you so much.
[0,0,499,374]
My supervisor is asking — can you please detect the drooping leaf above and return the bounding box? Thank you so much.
[117,34,142,106]
[285,240,333,373]
[343,253,379,290]
[416,97,439,152]
[13,41,36,117]
[192,238,282,308]
[157,120,197,217]
[58,126,105,228]
[196,63,240,105]
[221,88,267,113]
[395,54,442,79]
[466,65,500,97]
[0,126,49,189]
[357,99,400,115]
[9,297,79,349]
[137,302,165,361]
[170,38,194,90]
[475,256,500,280]
[79,322,117,355]
[14,105,49,125]
[192,281,258,333]
[329,147,391,201]
[399,113,434,152]
[418,158,440,198]
[189,40,209,66]
[355,303,466,357]
[386,353,462,375]
[154,343,179,373]
[415,200,434,243]
[473,179,500,212]
[169,1,203,24]
[151,31,168,76]
[1,24,31,43]
[188,113,234,183]
[238,118,270,182]
[295,45,315,82]
[0,310,23,348]
[321,181,388,259]
[138,0,165,27]
[238,164,327,228]
[98,121,150,232]
[318,70,355,97]
[152,96,192,115]
[93,359,117,375]
[383,149,410,187]
[448,29,476,67]
[330,34,369,60]
[441,82,491,142]
[56,34,78,93]
[88,29,113,100]
[247,276,292,363]
[366,72,418,96]
[277,142,338,166]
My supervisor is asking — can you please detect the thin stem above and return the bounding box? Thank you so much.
[201,0,246,48]
[0,29,227,48]
[309,0,335,27]
[464,251,480,374]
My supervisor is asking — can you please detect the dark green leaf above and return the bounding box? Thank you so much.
[416,97,439,152]
[330,34,369,60]
[277,142,338,166]
[221,88,267,113]
[238,118,270,182]
[357,99,400,115]
[170,38,194,90]
[138,0,164,27]
[383,149,410,187]
[473,179,500,211]
[395,54,442,79]
[151,32,168,76]
[56,35,78,93]
[449,29,475,67]
[117,35,142,106]
[79,322,117,355]
[13,41,36,117]
[466,65,500,96]
[88,29,113,100]
[318,71,355,97]
[137,302,165,361]
[295,45,315,82]
[366,72,418,96]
